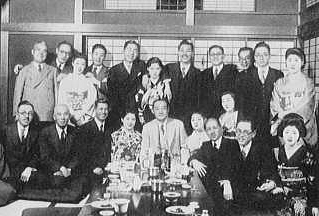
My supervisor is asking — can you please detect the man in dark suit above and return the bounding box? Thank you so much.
[164,39,201,134]
[232,118,283,210]
[50,41,73,84]
[107,40,146,130]
[249,42,283,139]
[2,101,42,191]
[188,117,238,215]
[84,44,110,100]
[79,99,112,188]
[235,47,256,117]
[38,104,80,189]
[200,45,238,118]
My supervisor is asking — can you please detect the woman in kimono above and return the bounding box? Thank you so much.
[270,48,317,146]
[219,91,243,139]
[274,113,319,216]
[58,54,97,126]
[135,57,172,124]
[185,112,209,155]
[111,110,142,162]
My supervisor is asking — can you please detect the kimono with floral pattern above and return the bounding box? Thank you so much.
[111,127,142,162]
[270,73,317,146]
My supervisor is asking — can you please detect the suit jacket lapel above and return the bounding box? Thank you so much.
[33,64,51,88]
[9,124,20,147]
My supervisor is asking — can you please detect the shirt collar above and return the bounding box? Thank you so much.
[55,124,68,138]
[123,61,133,73]
[213,64,223,74]
[17,122,29,137]
[92,64,103,73]
[56,59,65,70]
[258,66,269,76]
[180,63,191,75]
[240,141,252,155]
[94,117,104,129]
[212,136,223,149]
[32,61,44,70]
[157,118,168,127]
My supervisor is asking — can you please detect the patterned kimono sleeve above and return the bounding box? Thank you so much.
[270,79,284,121]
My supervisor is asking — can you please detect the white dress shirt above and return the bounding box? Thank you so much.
[55,124,68,140]
[212,136,223,150]
[94,117,105,132]
[17,122,29,141]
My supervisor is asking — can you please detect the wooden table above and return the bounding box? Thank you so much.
[77,173,215,216]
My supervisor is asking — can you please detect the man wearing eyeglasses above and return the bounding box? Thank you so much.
[188,117,239,215]
[199,45,238,118]
[231,118,284,211]
[1,101,40,196]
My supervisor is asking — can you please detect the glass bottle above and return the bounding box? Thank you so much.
[201,210,209,216]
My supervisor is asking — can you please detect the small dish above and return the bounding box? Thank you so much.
[165,205,194,215]
[99,210,114,216]
[91,200,114,209]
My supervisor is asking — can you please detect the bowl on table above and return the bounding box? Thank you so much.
[163,191,181,202]
[112,198,130,214]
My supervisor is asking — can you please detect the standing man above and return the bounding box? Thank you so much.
[79,99,112,188]
[2,101,41,190]
[13,41,57,122]
[200,45,238,118]
[249,42,283,139]
[107,40,146,129]
[38,104,81,189]
[164,39,201,134]
[84,44,110,99]
[140,99,187,166]
[235,47,255,117]
[50,41,73,85]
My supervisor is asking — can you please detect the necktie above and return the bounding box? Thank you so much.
[61,130,66,143]
[100,124,104,132]
[38,64,42,72]
[241,149,247,160]
[58,64,62,72]
[160,124,165,136]
[260,70,266,84]
[213,67,218,80]
[181,67,186,78]
[92,66,97,75]
[20,128,26,143]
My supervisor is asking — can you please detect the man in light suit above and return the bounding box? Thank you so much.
[13,41,57,122]
[140,99,187,166]
[38,104,81,189]
[84,44,110,100]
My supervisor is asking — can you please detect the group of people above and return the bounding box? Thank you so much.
[0,38,317,215]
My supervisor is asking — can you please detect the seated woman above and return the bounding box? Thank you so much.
[185,112,209,155]
[270,48,317,146]
[58,54,97,126]
[111,111,142,162]
[135,57,171,124]
[219,91,242,139]
[274,113,319,216]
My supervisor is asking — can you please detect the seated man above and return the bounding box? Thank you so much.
[0,143,15,206]
[38,104,80,189]
[188,118,239,215]
[2,101,42,190]
[140,98,187,166]
[79,99,112,188]
[232,117,283,210]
